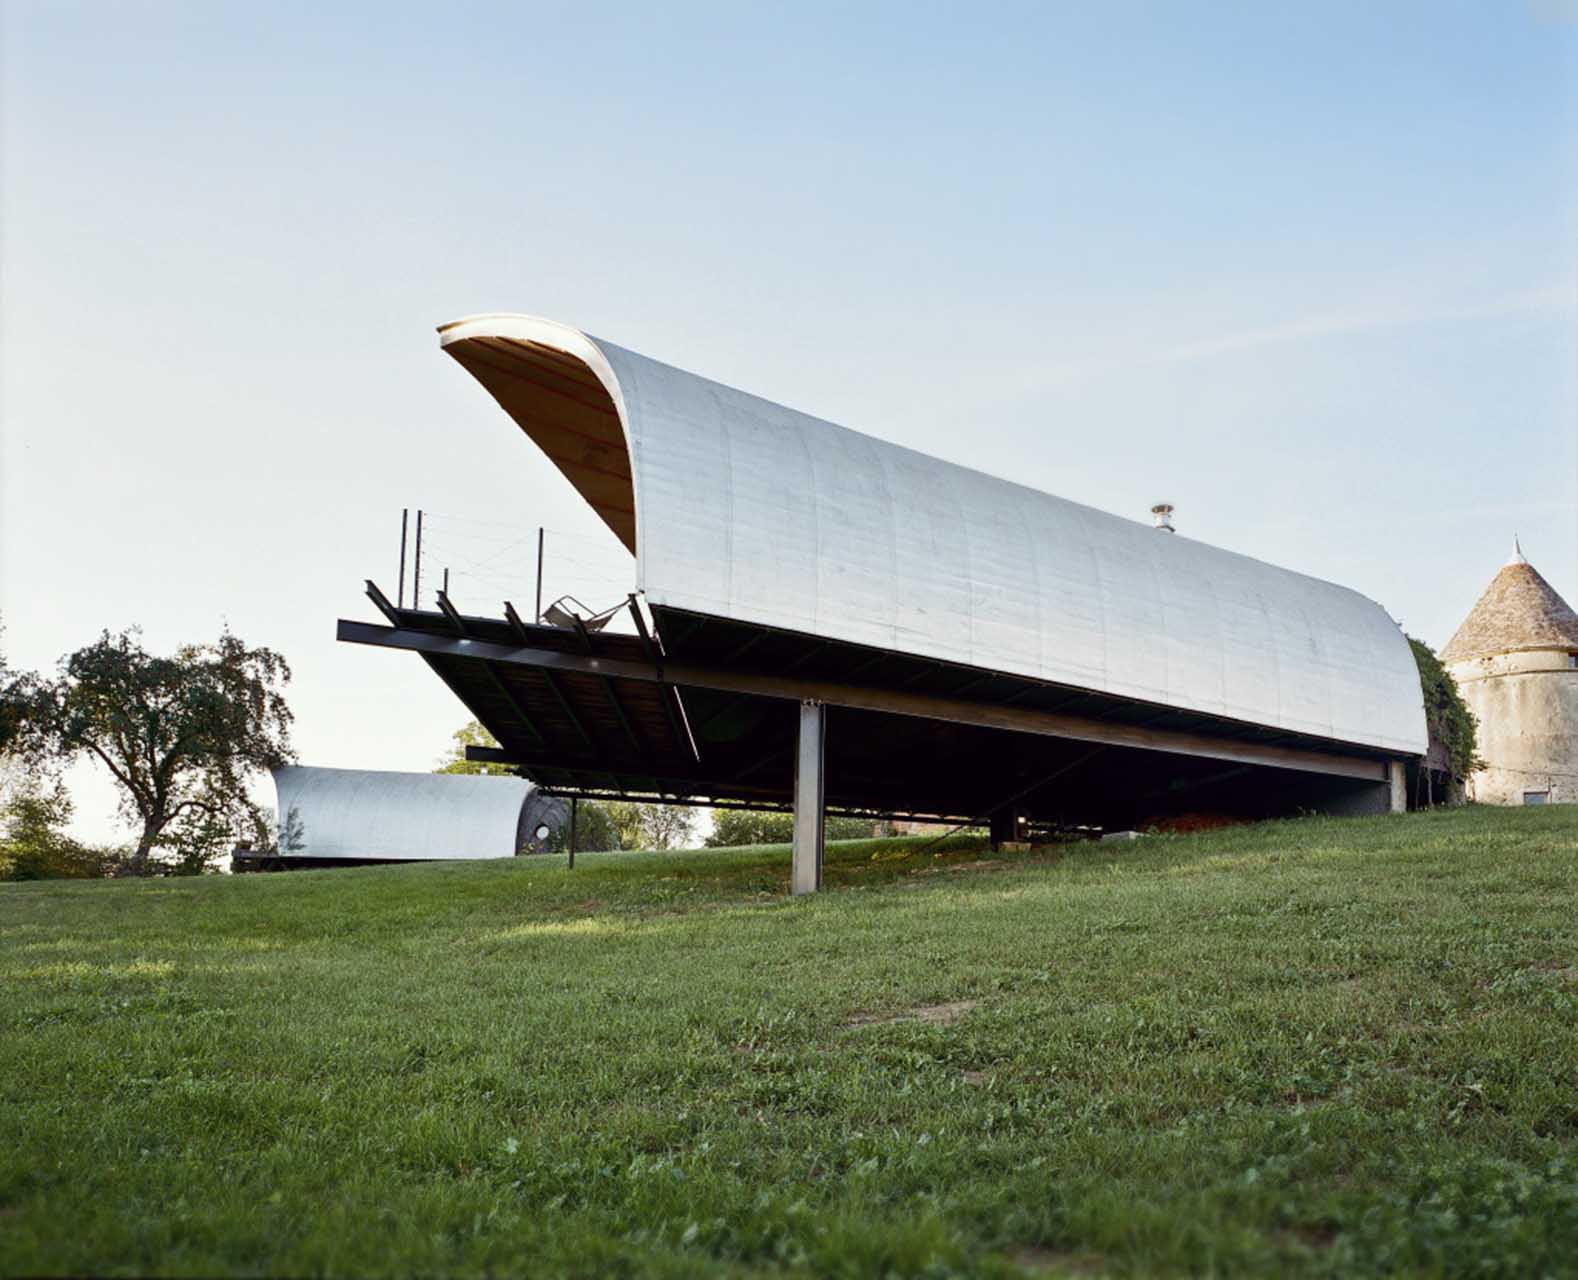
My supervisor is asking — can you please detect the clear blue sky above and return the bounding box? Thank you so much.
[3,2,1575,840]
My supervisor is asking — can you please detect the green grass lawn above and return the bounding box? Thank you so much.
[3,808,1577,1278]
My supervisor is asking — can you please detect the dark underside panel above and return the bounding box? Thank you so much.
[340,590,1400,829]
[647,606,1396,826]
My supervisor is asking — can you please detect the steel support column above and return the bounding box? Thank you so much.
[791,700,826,896]
[989,807,1029,850]
[1388,760,1407,814]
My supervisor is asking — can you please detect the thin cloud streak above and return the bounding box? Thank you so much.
[1159,284,1575,364]
[1032,283,1575,390]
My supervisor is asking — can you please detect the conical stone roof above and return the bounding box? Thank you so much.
[1442,541,1578,663]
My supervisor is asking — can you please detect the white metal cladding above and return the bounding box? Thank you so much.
[272,766,531,861]
[439,314,1427,756]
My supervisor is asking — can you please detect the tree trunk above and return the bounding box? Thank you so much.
[127,821,161,876]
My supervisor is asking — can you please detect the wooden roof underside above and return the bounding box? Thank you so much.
[443,335,636,554]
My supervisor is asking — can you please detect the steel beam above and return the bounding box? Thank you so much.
[436,590,471,637]
[338,619,1393,782]
[479,665,549,750]
[365,580,402,625]
[534,787,947,821]
[628,595,700,763]
[791,700,826,896]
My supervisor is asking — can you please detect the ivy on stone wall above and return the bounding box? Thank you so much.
[1408,636,1481,780]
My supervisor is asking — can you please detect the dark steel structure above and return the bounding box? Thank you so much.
[341,584,1402,837]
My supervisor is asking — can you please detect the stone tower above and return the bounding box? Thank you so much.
[1442,540,1578,805]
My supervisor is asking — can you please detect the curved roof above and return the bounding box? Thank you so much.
[1442,543,1578,664]
[439,313,1426,756]
[273,766,532,861]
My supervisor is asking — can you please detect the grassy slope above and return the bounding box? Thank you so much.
[3,810,1576,1279]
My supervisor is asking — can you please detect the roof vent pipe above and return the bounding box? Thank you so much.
[1150,502,1175,533]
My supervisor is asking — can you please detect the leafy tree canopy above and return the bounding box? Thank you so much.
[26,628,294,875]
[0,634,40,761]
[542,799,621,854]
[604,800,697,852]
[547,799,698,852]
[435,720,517,777]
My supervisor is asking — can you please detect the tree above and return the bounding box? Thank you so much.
[0,779,115,881]
[534,799,693,854]
[435,720,516,777]
[603,800,697,851]
[543,799,621,853]
[162,806,242,876]
[29,628,294,875]
[0,672,24,759]
[0,634,40,761]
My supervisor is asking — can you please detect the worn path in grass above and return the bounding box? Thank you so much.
[4,810,1577,1277]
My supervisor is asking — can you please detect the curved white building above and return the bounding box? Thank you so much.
[437,314,1425,756]
[339,313,1425,891]
[269,766,565,864]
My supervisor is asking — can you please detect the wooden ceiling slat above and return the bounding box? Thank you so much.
[454,349,626,447]
[471,337,618,415]
[520,338,607,377]
[489,401,631,478]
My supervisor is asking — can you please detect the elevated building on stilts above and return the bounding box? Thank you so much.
[339,314,1427,891]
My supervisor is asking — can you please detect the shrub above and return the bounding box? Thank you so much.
[706,808,881,847]
[0,783,118,880]
[1408,636,1481,783]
